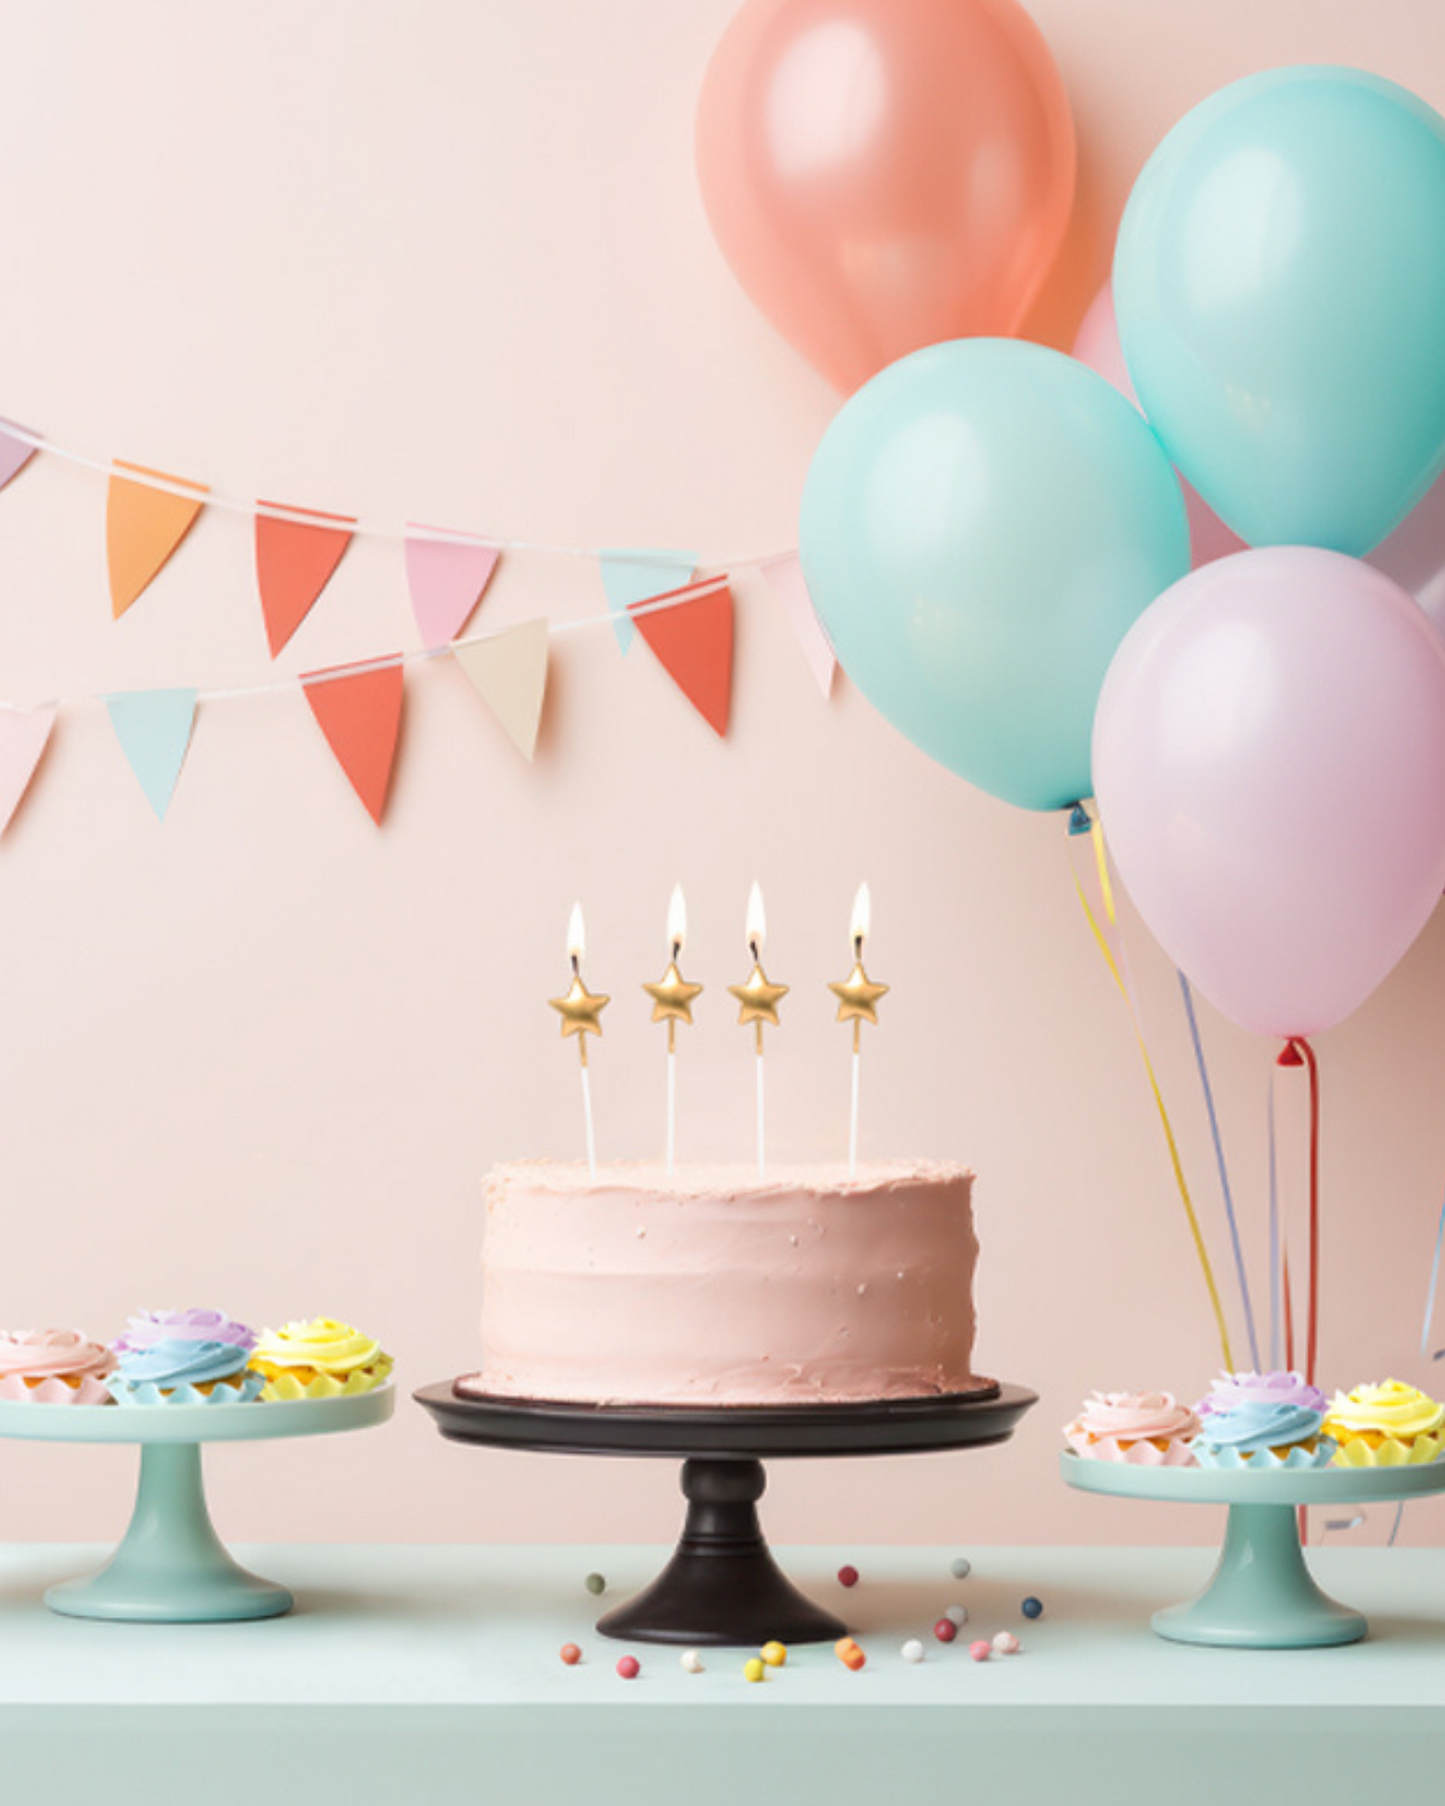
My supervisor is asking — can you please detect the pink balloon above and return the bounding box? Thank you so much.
[1072,283,1244,569]
[1094,548,1445,1039]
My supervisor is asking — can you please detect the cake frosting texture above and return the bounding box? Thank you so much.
[472,1159,980,1406]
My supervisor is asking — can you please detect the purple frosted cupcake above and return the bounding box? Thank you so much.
[1191,1370,1334,1469]
[107,1309,264,1407]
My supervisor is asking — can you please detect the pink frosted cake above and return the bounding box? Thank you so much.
[460,1159,982,1407]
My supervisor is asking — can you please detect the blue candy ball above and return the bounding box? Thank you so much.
[1021,1596,1043,1620]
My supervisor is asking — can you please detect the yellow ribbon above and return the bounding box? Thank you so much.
[1071,815,1234,1371]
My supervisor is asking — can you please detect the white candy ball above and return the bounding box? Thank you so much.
[900,1639,925,1664]
[944,1604,968,1627]
[681,1648,704,1673]
[992,1631,1020,1655]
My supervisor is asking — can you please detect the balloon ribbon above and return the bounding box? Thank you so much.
[1277,1037,1320,1388]
[1068,816,1234,1370]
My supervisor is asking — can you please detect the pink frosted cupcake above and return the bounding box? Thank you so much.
[0,1329,115,1404]
[1064,1390,1201,1467]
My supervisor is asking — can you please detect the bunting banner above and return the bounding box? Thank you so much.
[452,618,549,761]
[255,503,356,657]
[404,524,500,647]
[301,660,404,825]
[0,421,37,495]
[0,706,56,835]
[629,578,733,737]
[762,553,836,698]
[599,549,696,655]
[107,462,209,619]
[104,688,198,821]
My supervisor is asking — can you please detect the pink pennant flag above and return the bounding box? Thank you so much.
[404,524,500,646]
[0,706,55,836]
[255,502,356,658]
[762,554,835,698]
[0,419,38,496]
[301,660,404,825]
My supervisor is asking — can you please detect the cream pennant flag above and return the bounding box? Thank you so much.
[762,554,836,697]
[452,619,550,761]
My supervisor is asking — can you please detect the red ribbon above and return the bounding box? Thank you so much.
[1277,1037,1321,1388]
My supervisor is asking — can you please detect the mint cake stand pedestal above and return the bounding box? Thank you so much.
[0,1386,394,1622]
[1062,1449,1445,1647]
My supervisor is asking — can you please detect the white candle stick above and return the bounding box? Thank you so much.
[829,882,888,1180]
[729,880,788,1184]
[548,901,609,1179]
[643,884,702,1182]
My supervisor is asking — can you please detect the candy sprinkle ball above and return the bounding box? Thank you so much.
[944,1605,968,1628]
[616,1655,640,1680]
[559,1643,581,1666]
[950,1557,972,1580]
[969,1640,991,1663]
[1021,1596,1044,1620]
[933,1618,957,1644]
[992,1631,1020,1655]
[681,1649,704,1674]
[744,1657,766,1683]
[835,1636,867,1672]
[837,1564,860,1588]
[585,1572,607,1596]
[761,1640,788,1667]
[901,1639,925,1664]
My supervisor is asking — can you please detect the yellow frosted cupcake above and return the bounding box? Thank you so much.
[250,1317,392,1401]
[1324,1379,1445,1467]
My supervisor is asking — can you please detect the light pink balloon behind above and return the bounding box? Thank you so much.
[1094,548,1445,1039]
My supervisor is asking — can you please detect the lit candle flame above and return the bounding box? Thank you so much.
[668,883,686,957]
[567,901,586,968]
[746,880,766,960]
[850,881,871,954]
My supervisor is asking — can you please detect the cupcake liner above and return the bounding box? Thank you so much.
[1329,1430,1445,1468]
[1191,1437,1337,1471]
[253,1355,393,1402]
[1064,1426,1198,1467]
[0,1373,114,1406]
[105,1370,266,1408]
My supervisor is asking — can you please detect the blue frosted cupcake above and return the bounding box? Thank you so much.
[1191,1370,1335,1470]
[106,1309,264,1407]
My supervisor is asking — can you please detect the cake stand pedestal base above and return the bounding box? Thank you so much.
[595,1457,845,1646]
[46,1443,292,1623]
[1151,1502,1363,1649]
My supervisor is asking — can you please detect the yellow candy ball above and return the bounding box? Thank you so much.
[743,1657,766,1683]
[760,1640,787,1667]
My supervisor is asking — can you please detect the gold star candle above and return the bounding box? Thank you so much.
[828,883,889,1178]
[728,881,788,1178]
[548,902,609,1176]
[643,883,702,1177]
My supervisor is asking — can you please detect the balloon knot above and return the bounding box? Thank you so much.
[1067,804,1092,837]
[1277,1038,1306,1068]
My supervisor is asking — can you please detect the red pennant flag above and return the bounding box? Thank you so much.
[628,579,734,737]
[301,661,404,825]
[256,502,356,657]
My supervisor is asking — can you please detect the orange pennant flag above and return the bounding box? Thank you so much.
[301,660,404,825]
[256,502,356,657]
[628,579,734,737]
[107,463,209,618]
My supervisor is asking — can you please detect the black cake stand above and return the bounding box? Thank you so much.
[415,1377,1036,1646]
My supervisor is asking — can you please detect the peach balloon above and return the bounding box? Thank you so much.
[696,0,1075,393]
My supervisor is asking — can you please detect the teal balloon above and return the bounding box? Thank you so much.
[1114,67,1445,557]
[798,339,1189,813]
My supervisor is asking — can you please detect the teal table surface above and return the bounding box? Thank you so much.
[0,1543,1442,1804]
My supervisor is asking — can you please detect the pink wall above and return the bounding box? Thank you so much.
[0,1,1442,1551]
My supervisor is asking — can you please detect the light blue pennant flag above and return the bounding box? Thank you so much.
[598,548,695,654]
[105,687,199,820]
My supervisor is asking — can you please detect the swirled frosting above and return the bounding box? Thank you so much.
[0,1329,115,1402]
[1193,1400,1325,1455]
[115,1309,255,1356]
[1196,1370,1327,1418]
[251,1318,385,1375]
[1324,1379,1445,1442]
[1064,1391,1201,1464]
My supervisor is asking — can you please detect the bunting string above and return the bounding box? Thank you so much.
[1066,809,1234,1371]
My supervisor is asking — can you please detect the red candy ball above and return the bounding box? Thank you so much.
[560,1643,581,1666]
[837,1565,860,1588]
[969,1640,991,1662]
[616,1655,641,1679]
[933,1618,957,1643]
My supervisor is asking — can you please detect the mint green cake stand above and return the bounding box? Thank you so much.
[1061,1449,1445,1647]
[0,1386,394,1622]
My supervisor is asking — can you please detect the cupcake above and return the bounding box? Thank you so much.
[1323,1379,1445,1467]
[1190,1370,1334,1469]
[1063,1391,1201,1466]
[248,1317,392,1401]
[0,1329,115,1404]
[106,1308,264,1407]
